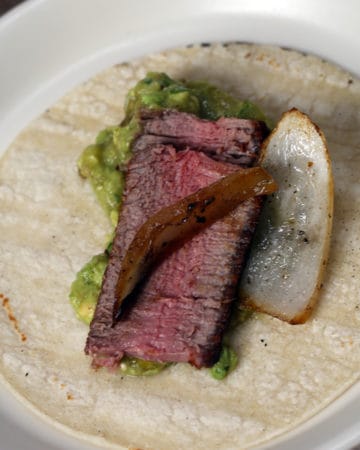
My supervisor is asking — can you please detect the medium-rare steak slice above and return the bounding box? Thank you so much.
[86,156,262,368]
[134,109,267,166]
[85,110,267,369]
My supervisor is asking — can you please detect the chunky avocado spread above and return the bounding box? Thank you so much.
[69,253,109,325]
[210,345,238,380]
[70,72,266,378]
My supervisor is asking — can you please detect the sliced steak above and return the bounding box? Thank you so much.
[85,110,267,369]
[134,109,267,166]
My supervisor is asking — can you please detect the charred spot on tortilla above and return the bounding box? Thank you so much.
[1,293,27,343]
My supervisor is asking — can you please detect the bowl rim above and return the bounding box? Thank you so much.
[0,1,359,449]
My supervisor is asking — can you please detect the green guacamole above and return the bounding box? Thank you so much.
[119,356,170,377]
[69,253,108,324]
[210,345,238,380]
[71,72,268,378]
[78,124,137,226]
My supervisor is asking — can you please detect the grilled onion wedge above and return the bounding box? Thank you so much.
[239,109,333,324]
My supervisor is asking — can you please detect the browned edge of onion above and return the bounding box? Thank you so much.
[241,109,334,324]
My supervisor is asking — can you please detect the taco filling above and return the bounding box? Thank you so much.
[74,72,332,376]
[72,72,271,376]
[85,111,270,369]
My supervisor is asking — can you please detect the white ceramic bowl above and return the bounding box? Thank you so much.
[0,1,359,449]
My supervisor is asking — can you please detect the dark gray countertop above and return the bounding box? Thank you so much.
[0,0,25,15]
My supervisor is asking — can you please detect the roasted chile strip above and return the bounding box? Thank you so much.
[113,167,277,323]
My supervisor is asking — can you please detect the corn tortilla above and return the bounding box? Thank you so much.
[0,43,359,449]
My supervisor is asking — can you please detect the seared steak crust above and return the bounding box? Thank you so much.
[134,109,267,166]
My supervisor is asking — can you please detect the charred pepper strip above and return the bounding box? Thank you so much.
[112,166,277,323]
